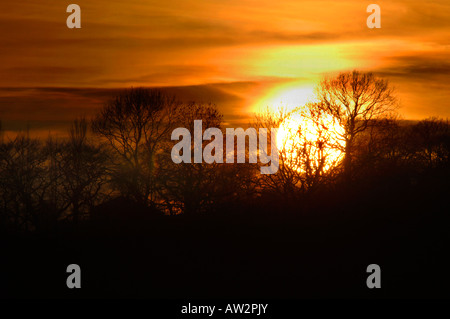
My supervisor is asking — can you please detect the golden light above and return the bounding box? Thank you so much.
[255,83,345,173]
[277,108,345,173]
[253,83,316,114]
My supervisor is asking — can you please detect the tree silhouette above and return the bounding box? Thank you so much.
[253,104,343,198]
[92,88,179,206]
[316,70,398,179]
[253,107,302,198]
[408,117,450,169]
[48,118,109,223]
[156,102,227,215]
[0,135,50,231]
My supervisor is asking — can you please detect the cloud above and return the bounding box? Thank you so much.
[372,52,450,119]
[376,54,450,79]
[0,81,269,134]
[1,0,450,122]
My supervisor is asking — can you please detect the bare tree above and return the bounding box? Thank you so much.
[316,70,398,179]
[49,118,109,223]
[408,117,450,168]
[253,107,301,198]
[92,88,179,205]
[0,135,50,231]
[253,104,341,198]
[156,102,228,215]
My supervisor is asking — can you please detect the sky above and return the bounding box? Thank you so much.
[0,0,449,136]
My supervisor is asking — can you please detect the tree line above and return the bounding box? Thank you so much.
[1,71,449,232]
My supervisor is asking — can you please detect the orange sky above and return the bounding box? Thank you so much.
[1,0,449,135]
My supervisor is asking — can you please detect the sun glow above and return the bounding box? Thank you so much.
[277,109,345,173]
[255,84,345,173]
[253,83,316,114]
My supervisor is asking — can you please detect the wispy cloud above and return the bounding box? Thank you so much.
[0,0,449,124]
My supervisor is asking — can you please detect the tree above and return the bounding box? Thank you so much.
[92,88,179,205]
[156,102,227,215]
[0,135,50,231]
[48,118,109,223]
[252,107,301,198]
[253,104,341,198]
[316,70,397,179]
[408,117,450,169]
[351,115,402,178]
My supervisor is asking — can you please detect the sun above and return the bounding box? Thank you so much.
[254,83,345,173]
[277,108,345,173]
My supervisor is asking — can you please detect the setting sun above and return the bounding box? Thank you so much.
[277,105,345,174]
[254,84,345,173]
